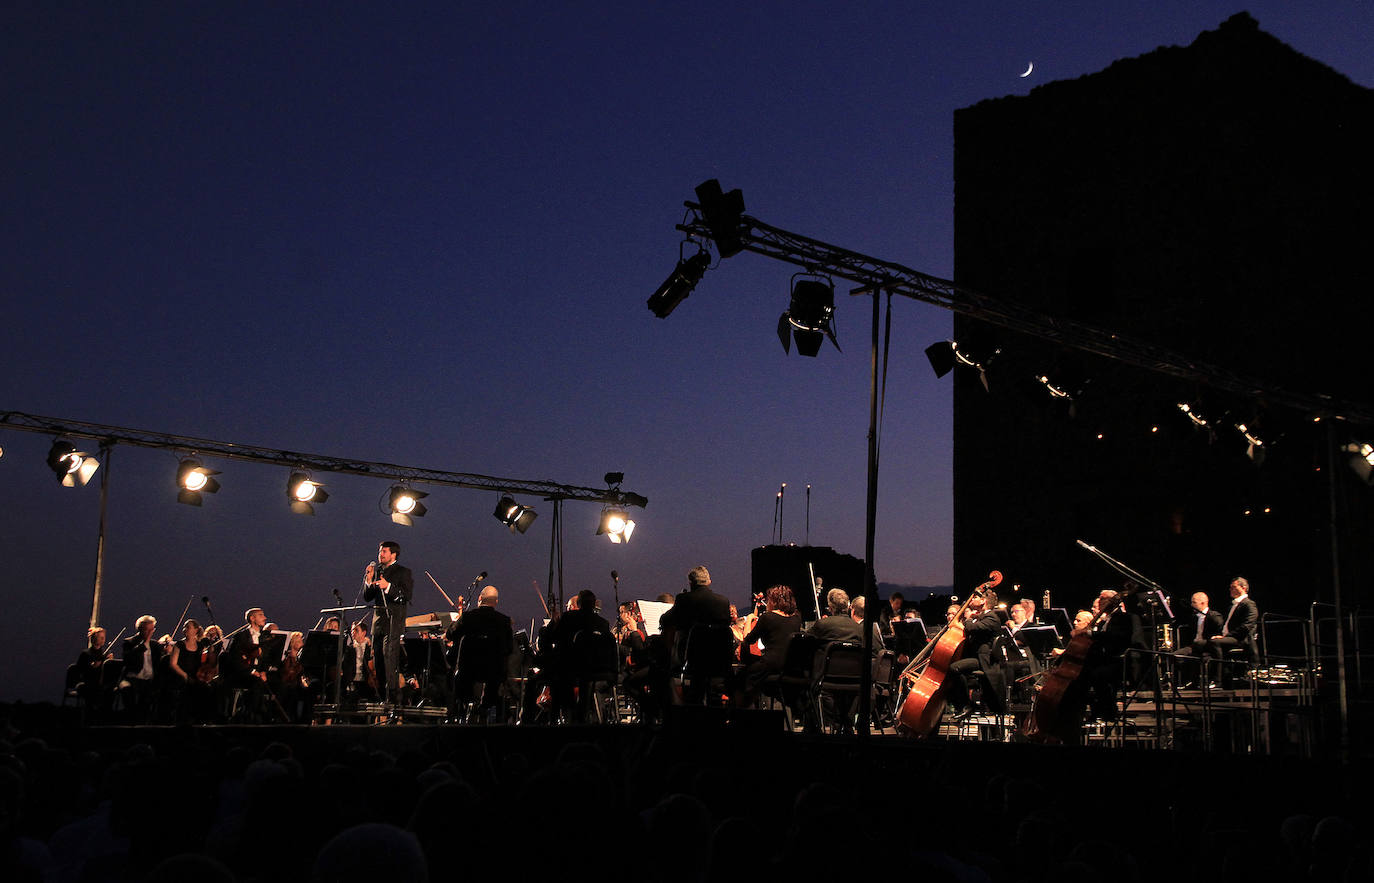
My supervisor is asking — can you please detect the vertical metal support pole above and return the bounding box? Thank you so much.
[1325,420,1350,761]
[858,288,880,739]
[89,444,113,629]
[546,499,562,616]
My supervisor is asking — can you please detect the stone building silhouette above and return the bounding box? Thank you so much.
[950,12,1374,649]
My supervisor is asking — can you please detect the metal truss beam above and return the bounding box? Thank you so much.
[0,411,647,508]
[678,207,1374,426]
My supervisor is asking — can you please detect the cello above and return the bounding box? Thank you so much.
[895,570,1003,737]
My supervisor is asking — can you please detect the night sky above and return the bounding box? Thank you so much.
[4,3,1371,702]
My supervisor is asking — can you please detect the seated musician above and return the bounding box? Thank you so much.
[1083,589,1133,720]
[1208,577,1259,658]
[119,615,164,722]
[617,601,660,721]
[75,627,113,713]
[807,588,864,644]
[273,630,321,722]
[445,585,514,722]
[1173,591,1224,686]
[341,620,377,703]
[987,602,1039,711]
[849,595,885,653]
[168,619,213,723]
[737,585,802,707]
[944,592,1005,719]
[221,607,274,721]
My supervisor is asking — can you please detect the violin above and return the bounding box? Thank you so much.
[895,570,1003,737]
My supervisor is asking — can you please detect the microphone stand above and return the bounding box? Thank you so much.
[1075,539,1171,747]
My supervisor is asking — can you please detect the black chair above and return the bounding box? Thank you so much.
[677,624,736,706]
[453,632,511,723]
[811,641,866,734]
[759,632,824,730]
[566,627,620,723]
[871,650,898,731]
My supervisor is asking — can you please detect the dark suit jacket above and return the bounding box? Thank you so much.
[366,562,414,608]
[1221,597,1259,644]
[446,605,514,679]
[661,586,731,660]
[1182,608,1225,644]
[121,635,165,680]
[808,613,864,644]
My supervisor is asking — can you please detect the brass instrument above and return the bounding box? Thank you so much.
[1159,622,1174,651]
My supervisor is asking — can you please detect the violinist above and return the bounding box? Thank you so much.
[274,630,319,722]
[75,627,110,685]
[222,607,273,721]
[616,601,657,720]
[737,585,802,707]
[119,615,164,722]
[168,619,212,723]
[341,620,377,703]
[75,627,113,714]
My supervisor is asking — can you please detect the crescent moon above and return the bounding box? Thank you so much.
[1020,61,1034,78]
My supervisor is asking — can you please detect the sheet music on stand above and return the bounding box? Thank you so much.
[636,600,673,636]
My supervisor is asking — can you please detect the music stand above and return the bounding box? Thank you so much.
[1043,607,1072,641]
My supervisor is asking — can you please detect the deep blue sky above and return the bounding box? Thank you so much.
[4,3,1371,701]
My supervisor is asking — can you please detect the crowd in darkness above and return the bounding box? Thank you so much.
[1,709,1370,883]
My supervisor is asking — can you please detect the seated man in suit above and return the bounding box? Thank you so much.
[808,588,864,644]
[119,615,164,722]
[659,565,731,671]
[446,585,514,722]
[1208,577,1260,682]
[1173,591,1224,686]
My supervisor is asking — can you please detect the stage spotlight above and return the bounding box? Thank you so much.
[1236,423,1266,465]
[777,276,840,357]
[648,247,710,318]
[46,440,99,487]
[493,494,538,534]
[176,458,221,506]
[1344,442,1374,485]
[287,471,328,515]
[694,179,746,258]
[925,340,995,391]
[597,506,636,544]
[388,485,428,526]
[1177,402,1211,429]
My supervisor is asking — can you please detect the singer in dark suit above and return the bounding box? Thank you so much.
[364,540,414,708]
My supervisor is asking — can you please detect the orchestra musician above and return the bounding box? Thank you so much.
[167,619,212,723]
[274,630,320,722]
[74,627,114,715]
[942,593,1006,720]
[1083,589,1133,720]
[444,585,514,723]
[340,620,378,702]
[119,615,164,722]
[986,602,1038,713]
[364,540,414,711]
[1174,591,1224,686]
[737,585,802,707]
[222,607,274,721]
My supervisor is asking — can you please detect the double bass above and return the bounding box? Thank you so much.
[895,570,1003,737]
[1023,586,1135,744]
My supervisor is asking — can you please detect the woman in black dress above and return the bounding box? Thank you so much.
[168,618,209,722]
[739,585,802,704]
